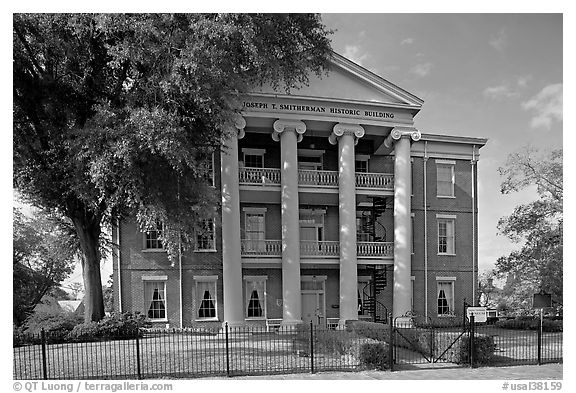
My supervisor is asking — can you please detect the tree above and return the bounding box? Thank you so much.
[13,13,333,322]
[13,208,77,326]
[495,146,563,309]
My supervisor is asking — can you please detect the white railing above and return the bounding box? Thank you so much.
[241,239,393,258]
[298,170,339,187]
[239,167,394,191]
[357,241,394,257]
[239,167,281,185]
[355,172,394,189]
[241,239,282,256]
[300,240,340,256]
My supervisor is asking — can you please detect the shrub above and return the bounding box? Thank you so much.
[358,341,389,370]
[495,318,563,332]
[67,312,150,342]
[345,320,389,342]
[457,335,496,365]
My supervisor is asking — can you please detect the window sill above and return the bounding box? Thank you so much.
[195,318,219,322]
[437,195,456,199]
[246,317,266,321]
[437,314,456,318]
[142,249,166,253]
[437,253,457,256]
[148,318,169,323]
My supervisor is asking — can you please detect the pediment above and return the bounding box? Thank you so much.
[251,52,423,108]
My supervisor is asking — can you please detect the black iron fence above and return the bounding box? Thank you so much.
[13,317,563,379]
[13,322,377,380]
[391,315,563,369]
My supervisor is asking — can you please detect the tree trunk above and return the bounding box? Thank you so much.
[71,210,105,323]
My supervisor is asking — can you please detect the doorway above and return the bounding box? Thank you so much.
[301,276,326,326]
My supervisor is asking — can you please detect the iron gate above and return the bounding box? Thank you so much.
[391,312,472,369]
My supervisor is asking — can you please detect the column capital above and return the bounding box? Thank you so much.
[234,114,246,139]
[384,126,421,148]
[272,119,306,142]
[329,123,365,146]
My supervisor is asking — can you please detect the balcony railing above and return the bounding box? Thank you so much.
[240,239,393,258]
[298,170,338,187]
[239,167,394,190]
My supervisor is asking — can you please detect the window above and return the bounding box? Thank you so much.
[242,148,265,168]
[244,209,266,252]
[143,280,167,320]
[298,149,324,170]
[245,277,267,319]
[196,218,216,251]
[355,159,369,173]
[144,222,163,250]
[437,216,455,255]
[195,276,217,320]
[437,280,455,316]
[436,160,455,197]
[199,152,215,186]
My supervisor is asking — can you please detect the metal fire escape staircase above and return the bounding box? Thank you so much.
[360,197,389,324]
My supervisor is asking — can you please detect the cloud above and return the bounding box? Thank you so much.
[522,83,563,130]
[483,75,532,100]
[343,45,369,66]
[409,62,433,77]
[400,38,414,45]
[483,85,518,100]
[489,28,508,52]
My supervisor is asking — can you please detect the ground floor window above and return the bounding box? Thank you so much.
[143,280,167,320]
[437,280,455,316]
[195,276,218,320]
[244,276,267,319]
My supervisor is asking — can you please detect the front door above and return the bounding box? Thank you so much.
[301,291,325,326]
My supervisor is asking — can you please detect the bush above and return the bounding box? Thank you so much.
[67,312,150,342]
[495,318,563,332]
[345,320,389,342]
[457,335,496,365]
[358,342,389,370]
[22,308,83,344]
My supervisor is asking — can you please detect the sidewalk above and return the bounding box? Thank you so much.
[210,363,562,380]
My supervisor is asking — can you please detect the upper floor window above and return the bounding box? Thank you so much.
[436,160,455,197]
[144,222,163,250]
[355,155,369,173]
[196,218,216,251]
[242,148,265,168]
[199,152,215,186]
[437,215,456,255]
[298,149,324,170]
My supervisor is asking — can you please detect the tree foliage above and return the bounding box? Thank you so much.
[13,208,78,326]
[13,13,333,322]
[495,147,563,307]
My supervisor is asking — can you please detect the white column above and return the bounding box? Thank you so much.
[329,123,365,327]
[384,127,421,323]
[272,119,306,326]
[220,115,246,327]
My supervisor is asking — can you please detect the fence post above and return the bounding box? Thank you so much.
[469,315,475,368]
[135,329,141,379]
[388,313,394,371]
[310,320,315,374]
[40,329,48,380]
[225,322,230,377]
[537,309,543,365]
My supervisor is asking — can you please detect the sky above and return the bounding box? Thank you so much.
[321,13,563,273]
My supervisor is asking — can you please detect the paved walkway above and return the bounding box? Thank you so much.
[208,363,562,380]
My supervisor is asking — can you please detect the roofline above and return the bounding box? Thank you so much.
[420,132,488,147]
[330,51,425,108]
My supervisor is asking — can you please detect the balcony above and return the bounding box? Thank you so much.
[241,239,393,259]
[238,167,394,191]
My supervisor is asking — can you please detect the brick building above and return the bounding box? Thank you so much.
[112,52,487,328]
